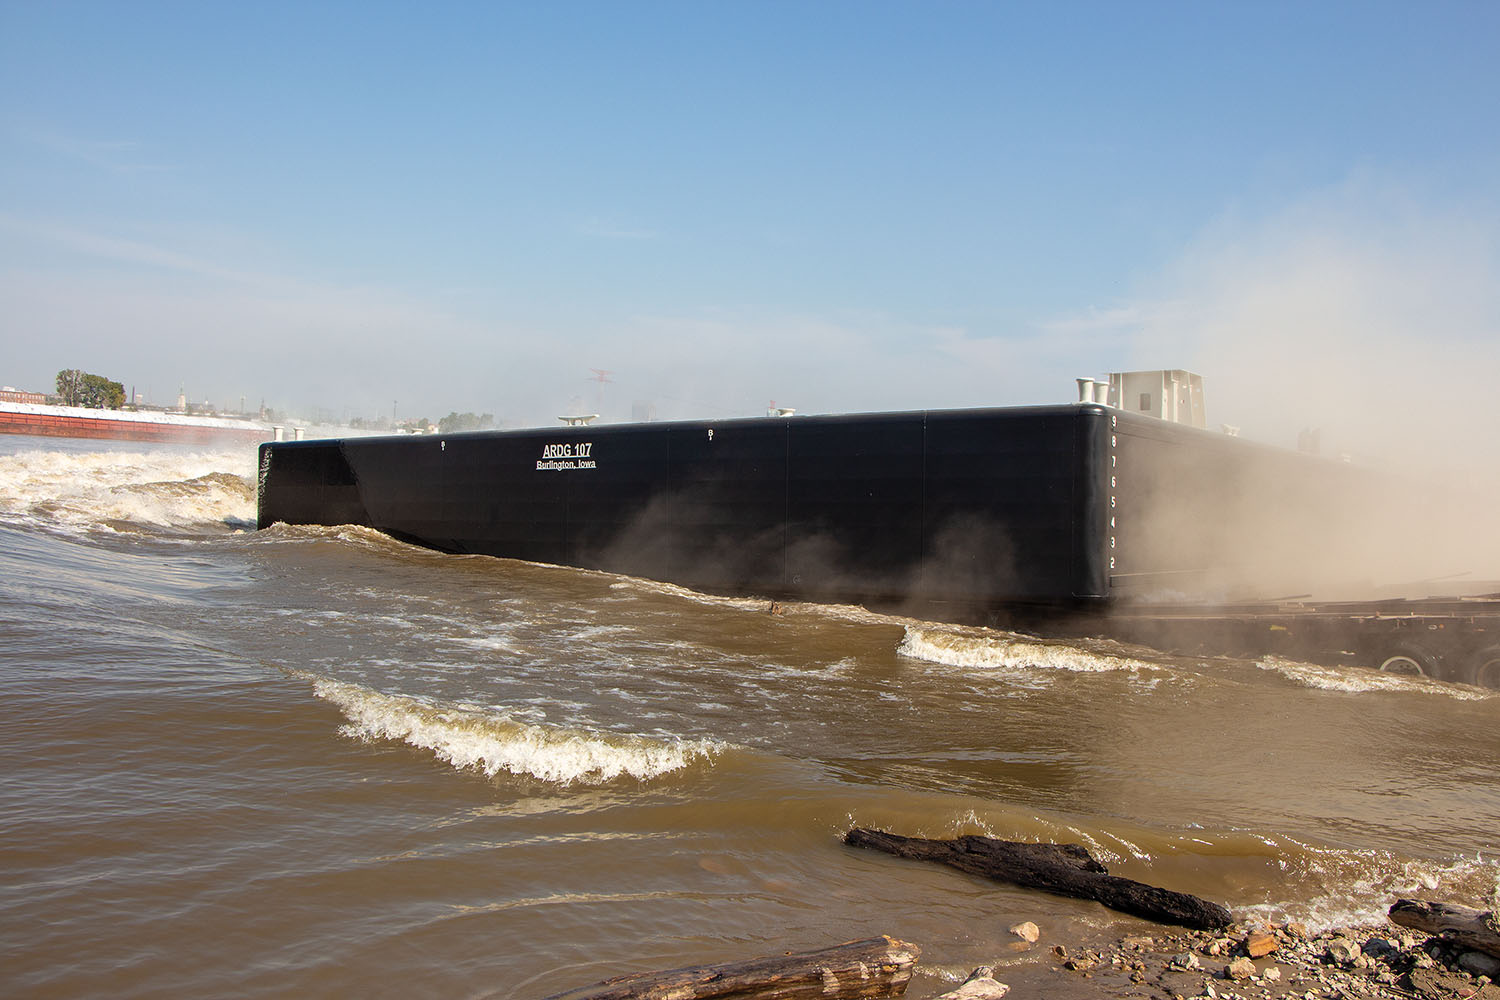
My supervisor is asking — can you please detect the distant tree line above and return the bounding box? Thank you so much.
[438,411,495,433]
[56,369,125,409]
[344,411,496,433]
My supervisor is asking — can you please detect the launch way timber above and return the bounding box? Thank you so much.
[256,374,1500,688]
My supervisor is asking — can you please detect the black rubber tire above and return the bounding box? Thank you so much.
[1470,646,1500,690]
[1376,643,1439,678]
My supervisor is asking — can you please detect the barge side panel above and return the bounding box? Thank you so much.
[257,405,1113,608]
[921,408,1090,603]
[786,412,925,602]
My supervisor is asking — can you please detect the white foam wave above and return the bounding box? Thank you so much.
[898,627,1160,674]
[1257,656,1492,699]
[1239,843,1498,932]
[254,522,443,560]
[846,803,1498,934]
[310,678,726,785]
[447,634,524,655]
[0,446,255,532]
[600,574,777,612]
[568,624,633,641]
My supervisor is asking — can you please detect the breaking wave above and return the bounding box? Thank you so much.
[898,627,1160,674]
[1257,656,1493,699]
[254,521,427,554]
[0,446,256,533]
[310,677,727,785]
[1236,839,1498,933]
[604,575,779,612]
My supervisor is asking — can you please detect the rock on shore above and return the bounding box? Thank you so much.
[1033,917,1500,1000]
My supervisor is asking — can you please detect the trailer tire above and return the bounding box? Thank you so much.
[1471,646,1500,690]
[1376,644,1438,678]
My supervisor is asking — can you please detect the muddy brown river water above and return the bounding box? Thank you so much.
[1,436,1495,998]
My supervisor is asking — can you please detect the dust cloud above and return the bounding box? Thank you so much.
[1119,179,1500,599]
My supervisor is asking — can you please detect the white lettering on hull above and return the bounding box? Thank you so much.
[537,442,596,471]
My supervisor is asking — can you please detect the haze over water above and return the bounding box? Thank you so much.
[1,435,1496,999]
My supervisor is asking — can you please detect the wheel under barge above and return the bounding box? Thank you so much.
[256,402,1500,688]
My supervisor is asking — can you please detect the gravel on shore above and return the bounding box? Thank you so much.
[995,916,1500,1000]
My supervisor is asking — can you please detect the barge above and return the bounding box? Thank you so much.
[256,373,1500,688]
[1,400,273,446]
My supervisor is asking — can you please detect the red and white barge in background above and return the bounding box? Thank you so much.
[0,400,275,446]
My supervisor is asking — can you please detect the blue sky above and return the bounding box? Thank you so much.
[3,1,1498,454]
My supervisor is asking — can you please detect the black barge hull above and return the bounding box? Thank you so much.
[256,403,1500,686]
[259,404,1112,608]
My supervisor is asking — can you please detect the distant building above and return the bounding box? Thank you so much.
[0,387,47,405]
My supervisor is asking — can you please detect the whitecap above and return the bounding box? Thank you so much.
[309,677,727,785]
[898,626,1159,674]
[0,446,255,532]
[1257,656,1491,700]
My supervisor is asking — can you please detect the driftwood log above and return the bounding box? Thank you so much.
[540,935,920,1000]
[1389,899,1500,959]
[845,828,1232,931]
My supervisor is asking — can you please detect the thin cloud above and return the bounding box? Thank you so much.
[0,216,508,416]
[19,126,180,173]
[927,316,1138,398]
[0,215,272,285]
[1038,303,1153,335]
